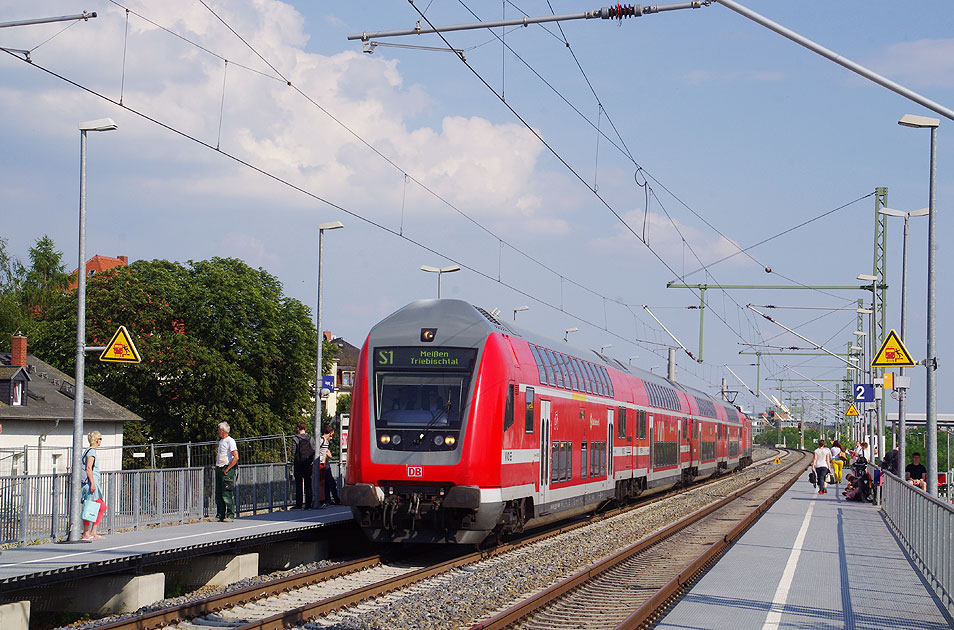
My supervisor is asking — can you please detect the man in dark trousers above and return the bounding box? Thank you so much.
[881,443,901,476]
[291,422,316,509]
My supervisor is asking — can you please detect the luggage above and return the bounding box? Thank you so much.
[808,470,817,487]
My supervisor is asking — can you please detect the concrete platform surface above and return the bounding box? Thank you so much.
[0,506,351,593]
[655,471,954,630]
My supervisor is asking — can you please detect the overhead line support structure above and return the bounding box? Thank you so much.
[346,3,705,42]
[667,283,878,364]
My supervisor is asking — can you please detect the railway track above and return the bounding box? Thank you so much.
[470,449,810,630]
[84,448,784,630]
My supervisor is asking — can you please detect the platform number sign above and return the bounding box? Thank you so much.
[854,384,875,403]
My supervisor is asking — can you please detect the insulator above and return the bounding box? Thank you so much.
[600,4,642,19]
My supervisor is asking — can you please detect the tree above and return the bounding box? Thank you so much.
[0,236,27,350]
[22,235,69,315]
[32,257,319,444]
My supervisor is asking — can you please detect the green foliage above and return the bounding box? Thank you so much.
[334,393,351,418]
[0,236,30,351]
[31,257,319,443]
[22,235,69,314]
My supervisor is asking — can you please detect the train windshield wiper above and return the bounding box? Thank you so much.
[414,403,451,445]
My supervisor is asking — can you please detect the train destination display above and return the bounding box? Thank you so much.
[375,347,477,369]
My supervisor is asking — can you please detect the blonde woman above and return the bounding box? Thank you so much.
[82,431,104,540]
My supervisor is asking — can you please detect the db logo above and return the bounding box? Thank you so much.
[407,466,424,477]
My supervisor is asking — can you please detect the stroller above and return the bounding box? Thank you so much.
[847,457,874,502]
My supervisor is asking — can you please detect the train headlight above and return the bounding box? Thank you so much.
[392,434,402,445]
[380,435,391,444]
[444,436,456,446]
[433,435,444,446]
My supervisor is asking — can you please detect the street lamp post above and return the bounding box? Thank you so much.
[879,206,928,478]
[69,118,117,543]
[858,274,879,463]
[900,113,940,496]
[513,305,529,320]
[314,220,343,506]
[420,264,460,298]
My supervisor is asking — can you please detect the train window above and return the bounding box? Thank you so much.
[569,358,584,393]
[542,348,562,388]
[559,442,568,482]
[581,442,588,479]
[525,387,535,433]
[617,407,626,439]
[597,366,607,398]
[551,442,560,483]
[375,373,469,430]
[504,384,515,431]
[582,361,595,394]
[529,345,547,385]
[638,411,647,440]
[558,354,574,390]
[567,445,573,482]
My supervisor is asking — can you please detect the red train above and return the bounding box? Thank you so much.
[343,299,752,543]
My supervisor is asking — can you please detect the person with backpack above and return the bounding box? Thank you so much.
[291,421,317,509]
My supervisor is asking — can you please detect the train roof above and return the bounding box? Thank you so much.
[373,300,736,412]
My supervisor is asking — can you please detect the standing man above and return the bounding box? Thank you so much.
[812,439,833,495]
[318,424,340,507]
[881,443,901,476]
[291,421,316,509]
[215,422,239,522]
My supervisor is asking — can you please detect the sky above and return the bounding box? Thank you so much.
[1,0,952,422]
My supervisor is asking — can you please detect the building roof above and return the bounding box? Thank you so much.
[68,254,129,290]
[0,366,29,381]
[0,353,142,423]
[330,336,360,369]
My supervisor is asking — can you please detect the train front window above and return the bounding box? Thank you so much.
[376,374,468,429]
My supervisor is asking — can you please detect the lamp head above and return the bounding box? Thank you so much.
[78,118,117,132]
[318,221,344,230]
[898,114,940,129]
[857,274,877,282]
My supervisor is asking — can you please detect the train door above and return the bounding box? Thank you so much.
[690,418,698,468]
[607,408,614,485]
[539,399,551,507]
[648,414,654,474]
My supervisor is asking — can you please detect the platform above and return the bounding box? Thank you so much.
[0,506,352,593]
[655,470,954,630]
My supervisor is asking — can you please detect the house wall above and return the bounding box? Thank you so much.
[0,420,125,476]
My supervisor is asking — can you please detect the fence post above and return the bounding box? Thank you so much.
[133,471,141,531]
[50,475,58,539]
[19,474,29,544]
[268,463,274,513]
[107,473,116,534]
[179,470,185,525]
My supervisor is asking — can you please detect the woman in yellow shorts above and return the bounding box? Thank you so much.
[830,440,846,482]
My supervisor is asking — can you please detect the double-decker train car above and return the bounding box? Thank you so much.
[343,299,752,544]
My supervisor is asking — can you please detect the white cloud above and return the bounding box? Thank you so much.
[868,39,954,88]
[589,210,747,269]
[0,0,558,232]
[220,233,280,268]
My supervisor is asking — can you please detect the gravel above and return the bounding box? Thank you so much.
[308,455,786,630]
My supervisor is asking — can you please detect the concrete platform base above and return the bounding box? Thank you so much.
[255,540,329,571]
[0,600,29,630]
[163,552,259,591]
[10,574,164,615]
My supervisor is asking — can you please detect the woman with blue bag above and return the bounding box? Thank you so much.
[81,431,105,541]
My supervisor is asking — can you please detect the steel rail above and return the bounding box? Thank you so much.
[87,448,780,630]
[469,450,806,630]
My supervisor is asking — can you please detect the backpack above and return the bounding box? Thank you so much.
[81,448,91,484]
[294,434,315,464]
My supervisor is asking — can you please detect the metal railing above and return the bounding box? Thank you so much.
[0,462,344,545]
[881,471,954,615]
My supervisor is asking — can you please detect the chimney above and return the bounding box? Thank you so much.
[323,331,332,342]
[11,333,27,367]
[119,256,128,265]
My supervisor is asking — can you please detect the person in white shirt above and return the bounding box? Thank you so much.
[812,439,833,495]
[215,422,239,522]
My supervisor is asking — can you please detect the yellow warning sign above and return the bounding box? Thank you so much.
[99,326,141,364]
[871,329,915,367]
[773,457,781,465]
[845,403,860,417]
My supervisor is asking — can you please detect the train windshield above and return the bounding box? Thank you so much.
[376,374,469,428]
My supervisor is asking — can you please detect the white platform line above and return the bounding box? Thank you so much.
[762,500,815,630]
